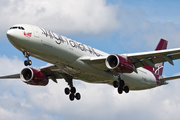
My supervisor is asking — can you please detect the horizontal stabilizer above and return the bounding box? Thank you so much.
[160,75,180,81]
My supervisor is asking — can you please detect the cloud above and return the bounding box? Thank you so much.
[0,0,119,37]
[1,0,180,51]
[115,6,180,51]
[0,55,23,70]
[0,56,58,120]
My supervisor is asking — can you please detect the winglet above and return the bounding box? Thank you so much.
[156,39,168,50]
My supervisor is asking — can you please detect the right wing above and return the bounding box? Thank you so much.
[81,47,180,71]
[124,48,180,68]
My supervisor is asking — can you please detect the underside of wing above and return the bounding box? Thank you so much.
[80,56,108,71]
[40,65,64,78]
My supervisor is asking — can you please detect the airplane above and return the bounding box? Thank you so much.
[1,24,180,101]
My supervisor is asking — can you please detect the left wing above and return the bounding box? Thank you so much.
[0,65,64,83]
[0,73,20,79]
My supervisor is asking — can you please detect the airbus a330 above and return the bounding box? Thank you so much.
[1,24,180,101]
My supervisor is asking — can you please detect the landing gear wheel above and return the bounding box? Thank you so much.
[24,60,28,66]
[69,94,74,101]
[113,81,118,88]
[65,87,70,95]
[119,80,125,87]
[28,60,32,65]
[75,93,81,100]
[124,86,129,93]
[24,60,32,66]
[118,87,123,94]
[71,87,76,94]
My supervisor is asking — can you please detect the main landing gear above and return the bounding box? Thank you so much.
[63,74,81,101]
[23,51,32,66]
[113,76,129,94]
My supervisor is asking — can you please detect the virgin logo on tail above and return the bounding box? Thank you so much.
[153,63,164,75]
[24,32,32,38]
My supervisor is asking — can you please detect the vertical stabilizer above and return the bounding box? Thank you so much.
[143,39,168,76]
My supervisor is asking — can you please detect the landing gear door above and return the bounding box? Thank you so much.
[31,26,39,38]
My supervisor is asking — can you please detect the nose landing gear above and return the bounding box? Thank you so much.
[23,51,32,66]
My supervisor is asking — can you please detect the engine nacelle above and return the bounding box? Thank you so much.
[20,68,49,86]
[105,54,134,73]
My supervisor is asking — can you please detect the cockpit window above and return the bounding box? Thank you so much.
[10,26,25,30]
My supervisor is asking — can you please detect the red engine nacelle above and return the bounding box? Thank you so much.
[105,54,134,73]
[20,68,49,86]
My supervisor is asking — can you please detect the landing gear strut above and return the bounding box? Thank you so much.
[63,74,81,101]
[113,76,129,94]
[23,51,32,66]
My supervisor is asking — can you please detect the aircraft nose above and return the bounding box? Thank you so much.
[6,29,21,45]
[6,30,12,37]
[6,29,16,40]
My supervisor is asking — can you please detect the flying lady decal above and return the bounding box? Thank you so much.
[153,63,164,75]
[24,32,32,38]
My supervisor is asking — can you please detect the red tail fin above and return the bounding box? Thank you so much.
[143,39,168,76]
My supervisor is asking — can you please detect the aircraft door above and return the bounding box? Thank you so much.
[31,26,39,38]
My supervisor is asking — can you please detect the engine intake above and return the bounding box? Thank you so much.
[106,54,134,73]
[20,68,49,86]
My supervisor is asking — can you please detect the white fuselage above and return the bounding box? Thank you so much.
[7,24,159,90]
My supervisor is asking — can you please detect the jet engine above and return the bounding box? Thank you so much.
[20,68,49,86]
[105,54,134,73]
